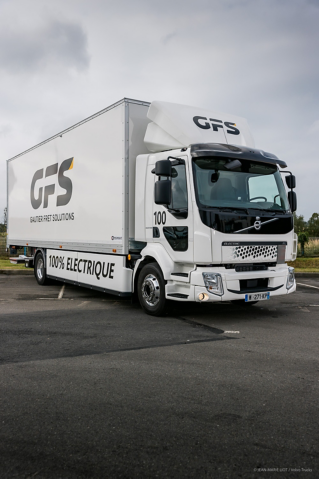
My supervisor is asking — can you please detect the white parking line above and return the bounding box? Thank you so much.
[58,284,65,300]
[224,331,240,334]
[297,283,319,290]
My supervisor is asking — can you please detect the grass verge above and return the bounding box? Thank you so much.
[0,258,27,269]
[287,257,319,273]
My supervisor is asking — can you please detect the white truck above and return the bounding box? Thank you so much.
[7,98,297,315]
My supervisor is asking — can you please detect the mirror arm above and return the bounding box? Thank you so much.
[167,156,185,166]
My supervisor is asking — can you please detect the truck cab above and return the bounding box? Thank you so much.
[134,102,297,315]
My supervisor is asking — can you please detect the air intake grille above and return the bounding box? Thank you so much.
[222,244,278,263]
[233,245,277,260]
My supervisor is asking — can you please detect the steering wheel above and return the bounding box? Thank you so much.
[250,196,267,202]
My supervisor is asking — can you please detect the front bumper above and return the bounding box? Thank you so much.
[165,265,296,302]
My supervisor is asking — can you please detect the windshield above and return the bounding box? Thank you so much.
[192,157,290,212]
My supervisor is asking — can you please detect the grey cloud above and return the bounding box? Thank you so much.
[0,19,90,74]
[162,32,177,45]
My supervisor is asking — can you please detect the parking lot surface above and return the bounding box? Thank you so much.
[0,274,318,478]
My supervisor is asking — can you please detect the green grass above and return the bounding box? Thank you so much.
[0,258,27,269]
[287,257,319,273]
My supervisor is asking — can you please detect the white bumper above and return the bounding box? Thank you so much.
[165,265,296,302]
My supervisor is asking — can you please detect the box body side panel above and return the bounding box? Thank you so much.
[8,103,126,253]
[47,249,132,293]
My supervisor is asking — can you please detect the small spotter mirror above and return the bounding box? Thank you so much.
[171,168,178,178]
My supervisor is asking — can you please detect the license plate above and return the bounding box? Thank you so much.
[245,292,270,302]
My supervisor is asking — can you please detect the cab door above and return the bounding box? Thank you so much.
[152,157,193,264]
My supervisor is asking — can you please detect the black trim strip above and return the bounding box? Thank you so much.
[227,285,283,294]
[167,293,189,298]
[47,275,132,297]
[171,273,189,277]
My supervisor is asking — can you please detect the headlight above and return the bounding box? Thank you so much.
[286,266,295,290]
[202,273,224,296]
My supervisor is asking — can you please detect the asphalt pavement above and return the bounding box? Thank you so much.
[0,274,318,478]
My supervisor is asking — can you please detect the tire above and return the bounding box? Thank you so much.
[34,251,49,285]
[137,263,167,316]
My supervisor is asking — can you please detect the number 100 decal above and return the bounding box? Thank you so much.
[154,211,166,225]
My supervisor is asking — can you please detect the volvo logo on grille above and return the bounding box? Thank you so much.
[254,217,262,231]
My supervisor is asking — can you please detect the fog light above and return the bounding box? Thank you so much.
[202,273,224,296]
[286,266,295,290]
[198,292,209,301]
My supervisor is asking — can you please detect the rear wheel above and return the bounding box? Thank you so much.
[137,263,166,316]
[34,251,49,285]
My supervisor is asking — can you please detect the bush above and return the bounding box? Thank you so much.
[297,238,319,257]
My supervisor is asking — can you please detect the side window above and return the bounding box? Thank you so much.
[168,163,188,218]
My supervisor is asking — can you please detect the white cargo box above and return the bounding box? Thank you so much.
[7,98,150,255]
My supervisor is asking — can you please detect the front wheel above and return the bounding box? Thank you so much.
[137,263,166,316]
[34,251,49,285]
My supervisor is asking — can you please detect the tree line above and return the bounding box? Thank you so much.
[0,207,7,233]
[293,212,319,256]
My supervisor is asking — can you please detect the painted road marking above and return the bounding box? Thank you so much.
[224,331,240,334]
[58,284,65,300]
[297,283,319,290]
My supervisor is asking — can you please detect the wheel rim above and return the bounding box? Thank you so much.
[37,258,44,280]
[141,274,160,307]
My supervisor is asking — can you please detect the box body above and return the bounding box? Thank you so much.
[7,99,150,254]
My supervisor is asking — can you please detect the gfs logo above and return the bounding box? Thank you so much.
[193,116,240,135]
[30,157,74,210]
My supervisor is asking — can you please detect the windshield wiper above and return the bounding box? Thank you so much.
[219,207,249,214]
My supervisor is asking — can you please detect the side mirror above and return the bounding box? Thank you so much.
[288,191,297,212]
[155,160,172,177]
[155,180,171,205]
[285,175,296,189]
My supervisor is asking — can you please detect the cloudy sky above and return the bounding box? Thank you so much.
[1,0,318,223]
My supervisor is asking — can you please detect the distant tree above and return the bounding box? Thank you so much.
[0,208,7,233]
[293,212,307,233]
[3,207,7,226]
[298,231,309,256]
[307,213,319,237]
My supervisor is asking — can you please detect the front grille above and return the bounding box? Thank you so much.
[240,278,268,292]
[235,264,268,272]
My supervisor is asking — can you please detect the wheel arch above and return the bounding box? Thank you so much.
[132,244,174,293]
